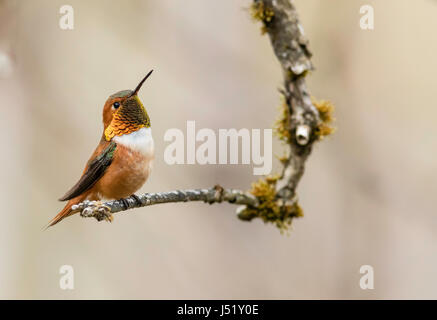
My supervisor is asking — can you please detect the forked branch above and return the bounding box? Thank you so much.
[76,0,333,231]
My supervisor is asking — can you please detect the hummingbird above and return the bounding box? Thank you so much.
[47,70,155,227]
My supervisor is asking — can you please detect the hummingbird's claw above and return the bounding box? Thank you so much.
[131,194,143,206]
[79,200,113,223]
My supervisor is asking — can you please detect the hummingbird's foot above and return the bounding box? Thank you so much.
[130,194,143,206]
[121,198,130,210]
[79,200,113,223]
[119,194,142,209]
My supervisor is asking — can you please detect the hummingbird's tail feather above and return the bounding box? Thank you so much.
[45,193,90,229]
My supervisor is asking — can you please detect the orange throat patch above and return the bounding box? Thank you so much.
[104,120,145,141]
[104,96,151,141]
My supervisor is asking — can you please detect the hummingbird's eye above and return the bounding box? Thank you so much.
[113,102,120,109]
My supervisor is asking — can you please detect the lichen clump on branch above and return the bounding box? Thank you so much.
[238,176,303,232]
[250,1,274,34]
[312,99,335,139]
[274,96,291,143]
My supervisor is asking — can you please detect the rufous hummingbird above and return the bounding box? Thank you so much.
[48,70,155,227]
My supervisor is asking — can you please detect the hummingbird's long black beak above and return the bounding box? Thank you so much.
[130,69,153,97]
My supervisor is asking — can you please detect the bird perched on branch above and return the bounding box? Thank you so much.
[47,70,155,227]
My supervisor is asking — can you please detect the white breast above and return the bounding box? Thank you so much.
[113,127,154,157]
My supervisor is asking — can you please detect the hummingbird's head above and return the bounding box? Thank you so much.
[103,70,153,141]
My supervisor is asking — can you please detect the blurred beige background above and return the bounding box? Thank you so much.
[0,0,435,299]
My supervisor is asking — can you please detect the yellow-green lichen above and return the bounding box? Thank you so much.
[275,150,289,165]
[250,1,274,34]
[238,176,303,233]
[274,96,291,143]
[312,98,336,139]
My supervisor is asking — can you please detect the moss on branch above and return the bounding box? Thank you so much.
[238,176,303,233]
[250,0,275,34]
[312,98,336,139]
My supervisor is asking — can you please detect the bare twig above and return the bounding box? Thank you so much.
[77,0,324,229]
[72,186,258,220]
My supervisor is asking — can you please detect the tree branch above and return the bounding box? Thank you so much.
[76,0,327,231]
[72,186,258,220]
[255,0,319,202]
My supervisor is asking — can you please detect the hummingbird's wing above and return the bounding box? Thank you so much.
[59,141,117,201]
